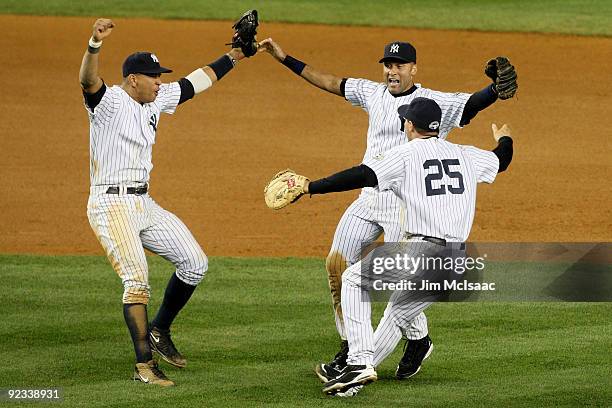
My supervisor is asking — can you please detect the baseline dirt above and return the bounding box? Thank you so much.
[1,16,610,256]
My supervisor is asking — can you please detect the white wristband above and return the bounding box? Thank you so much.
[88,37,103,49]
[185,68,213,94]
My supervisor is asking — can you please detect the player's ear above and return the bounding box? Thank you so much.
[405,120,414,135]
[411,64,417,76]
[128,74,138,88]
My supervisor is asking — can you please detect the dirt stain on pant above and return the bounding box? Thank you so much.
[326,250,349,325]
[91,200,150,304]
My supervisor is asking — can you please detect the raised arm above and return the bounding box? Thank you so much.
[460,57,518,126]
[177,47,248,102]
[491,123,513,172]
[181,9,258,97]
[259,38,343,96]
[79,18,114,94]
[200,48,247,84]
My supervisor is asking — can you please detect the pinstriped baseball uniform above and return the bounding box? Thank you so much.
[342,137,499,366]
[86,83,207,304]
[87,83,180,185]
[328,78,471,341]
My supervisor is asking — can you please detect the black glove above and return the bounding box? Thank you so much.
[485,56,518,100]
[227,9,259,57]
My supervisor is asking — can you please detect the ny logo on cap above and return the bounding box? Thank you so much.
[429,121,440,130]
[150,53,159,63]
[390,43,400,53]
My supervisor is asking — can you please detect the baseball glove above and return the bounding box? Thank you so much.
[485,56,518,100]
[264,169,309,210]
[227,9,259,57]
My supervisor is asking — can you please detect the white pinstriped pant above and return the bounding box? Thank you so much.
[341,240,456,367]
[327,189,428,341]
[87,187,208,304]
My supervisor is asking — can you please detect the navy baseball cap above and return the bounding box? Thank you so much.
[379,41,417,63]
[122,52,172,77]
[398,97,442,132]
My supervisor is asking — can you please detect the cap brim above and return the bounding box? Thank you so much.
[379,56,415,63]
[137,66,173,75]
[397,105,414,120]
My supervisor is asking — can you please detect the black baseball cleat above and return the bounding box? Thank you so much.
[315,339,350,382]
[329,340,349,370]
[322,364,377,395]
[396,335,433,379]
[149,326,187,368]
[315,363,342,383]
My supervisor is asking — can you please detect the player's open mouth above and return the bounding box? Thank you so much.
[388,79,400,85]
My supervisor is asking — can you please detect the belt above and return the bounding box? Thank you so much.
[106,184,148,195]
[405,233,447,246]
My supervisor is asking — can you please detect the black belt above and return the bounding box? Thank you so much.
[106,184,148,195]
[405,233,446,246]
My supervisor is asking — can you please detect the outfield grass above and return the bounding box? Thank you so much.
[0,0,611,36]
[0,255,610,407]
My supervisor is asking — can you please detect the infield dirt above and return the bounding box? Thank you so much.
[1,15,610,256]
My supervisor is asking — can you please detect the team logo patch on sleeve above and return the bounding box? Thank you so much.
[149,114,158,131]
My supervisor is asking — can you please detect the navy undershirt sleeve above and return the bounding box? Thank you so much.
[83,81,107,110]
[309,164,378,194]
[460,84,498,126]
[340,78,348,97]
[178,78,195,105]
[492,136,513,172]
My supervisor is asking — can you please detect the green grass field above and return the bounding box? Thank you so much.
[1,255,610,407]
[1,0,611,36]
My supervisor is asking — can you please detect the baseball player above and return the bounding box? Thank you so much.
[79,17,257,386]
[260,38,517,378]
[263,97,514,396]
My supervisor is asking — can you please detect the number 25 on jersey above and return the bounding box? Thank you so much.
[423,159,465,196]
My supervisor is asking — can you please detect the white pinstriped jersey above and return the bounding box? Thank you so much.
[329,79,474,341]
[84,83,181,186]
[344,78,471,163]
[364,137,499,242]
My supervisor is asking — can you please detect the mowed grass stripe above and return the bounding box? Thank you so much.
[0,0,611,36]
[0,255,610,407]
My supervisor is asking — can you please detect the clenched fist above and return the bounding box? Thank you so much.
[92,18,115,42]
